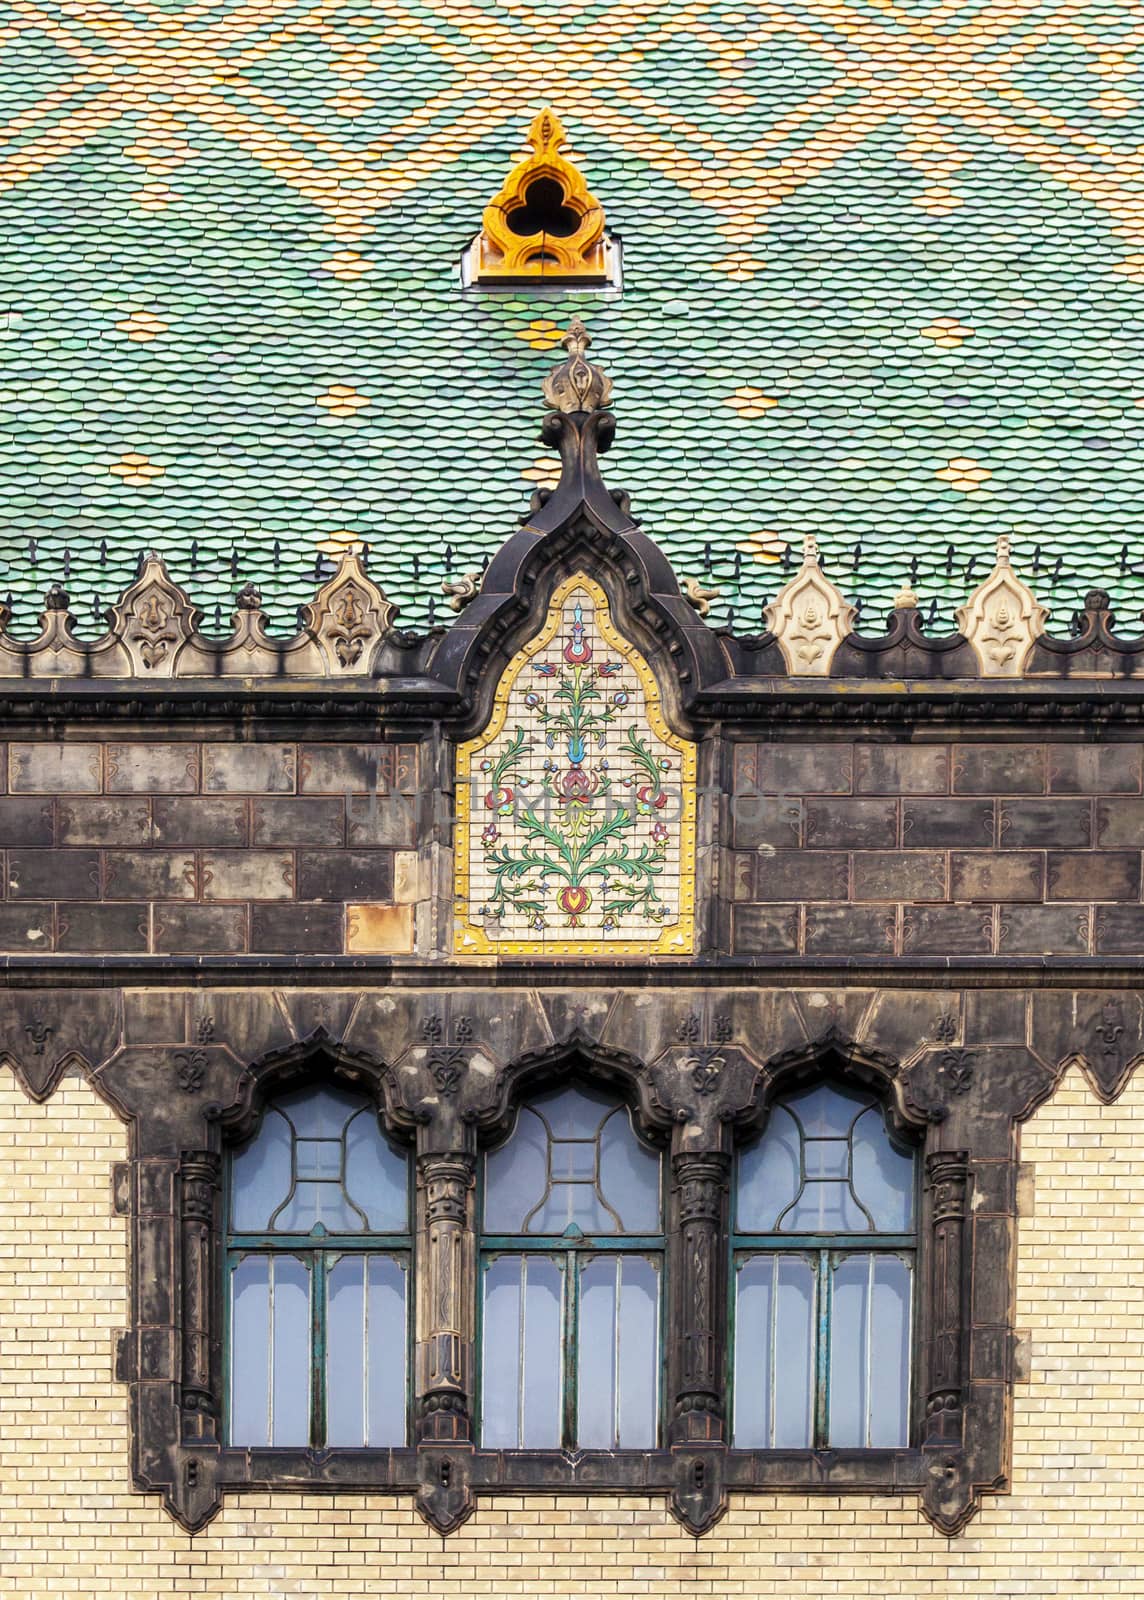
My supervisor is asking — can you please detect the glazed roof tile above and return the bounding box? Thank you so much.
[1,0,1144,635]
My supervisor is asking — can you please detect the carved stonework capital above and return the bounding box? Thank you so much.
[419,1151,475,1224]
[926,1149,970,1221]
[179,1150,221,1221]
[955,536,1047,677]
[301,552,395,674]
[673,1151,730,1222]
[107,552,203,676]
[763,535,857,676]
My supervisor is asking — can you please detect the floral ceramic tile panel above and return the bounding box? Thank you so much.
[455,574,696,957]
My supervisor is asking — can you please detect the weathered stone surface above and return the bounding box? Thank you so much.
[106,744,199,794]
[805,797,898,849]
[951,852,1042,902]
[1046,850,1140,902]
[1047,744,1141,794]
[805,904,895,955]
[999,799,1091,848]
[203,744,296,794]
[345,902,413,953]
[56,903,148,952]
[0,796,54,845]
[251,903,344,953]
[251,798,343,846]
[902,905,993,955]
[8,849,100,900]
[297,850,393,903]
[152,904,247,955]
[903,799,995,847]
[854,745,949,795]
[10,743,101,793]
[953,746,1046,795]
[851,852,945,902]
[755,851,848,901]
[58,798,152,846]
[152,797,247,846]
[998,904,1092,955]
[731,904,800,954]
[201,851,294,900]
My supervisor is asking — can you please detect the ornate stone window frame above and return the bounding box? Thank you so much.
[103,1014,1037,1540]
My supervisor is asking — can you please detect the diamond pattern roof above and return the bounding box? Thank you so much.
[2,0,1144,637]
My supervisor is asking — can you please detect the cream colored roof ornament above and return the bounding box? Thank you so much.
[764,534,857,676]
[542,318,613,415]
[301,551,395,673]
[956,535,1047,677]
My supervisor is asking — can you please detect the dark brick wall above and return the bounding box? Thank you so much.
[729,740,1144,958]
[0,741,422,955]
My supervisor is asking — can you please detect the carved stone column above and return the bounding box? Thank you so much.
[924,1149,970,1446]
[668,1149,730,1537]
[416,1151,476,1444]
[670,1151,730,1443]
[414,1148,477,1535]
[178,1150,220,1438]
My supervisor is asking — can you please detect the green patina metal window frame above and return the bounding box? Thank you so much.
[728,1085,921,1451]
[476,1091,668,1451]
[223,1094,415,1451]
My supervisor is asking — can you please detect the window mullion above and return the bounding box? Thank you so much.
[814,1250,830,1449]
[563,1249,578,1449]
[311,1251,327,1448]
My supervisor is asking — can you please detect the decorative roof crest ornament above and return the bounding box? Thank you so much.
[301,550,396,674]
[469,110,612,284]
[541,319,614,415]
[764,534,857,676]
[107,551,202,677]
[956,534,1047,677]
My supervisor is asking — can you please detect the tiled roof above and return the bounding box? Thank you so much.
[2,0,1144,636]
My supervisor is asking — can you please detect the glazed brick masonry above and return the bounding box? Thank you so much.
[5,735,1144,961]
[0,742,422,956]
[2,1064,1142,1599]
[729,741,1144,959]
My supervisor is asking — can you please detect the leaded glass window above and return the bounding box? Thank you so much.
[732,1081,917,1450]
[226,1084,411,1449]
[479,1082,664,1450]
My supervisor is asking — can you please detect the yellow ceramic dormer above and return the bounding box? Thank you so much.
[469,111,615,285]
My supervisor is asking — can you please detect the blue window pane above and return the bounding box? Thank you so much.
[484,1084,662,1237]
[327,1253,408,1447]
[344,1109,409,1232]
[270,1256,311,1447]
[229,1255,270,1445]
[736,1106,800,1232]
[598,1109,662,1233]
[733,1253,815,1448]
[231,1109,292,1232]
[481,1254,563,1447]
[274,1179,365,1235]
[578,1255,659,1448]
[484,1109,548,1232]
[783,1178,866,1234]
[829,1253,912,1448]
[851,1108,915,1232]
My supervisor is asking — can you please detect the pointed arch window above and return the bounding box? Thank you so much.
[731,1081,918,1451]
[479,1082,664,1450]
[225,1084,412,1449]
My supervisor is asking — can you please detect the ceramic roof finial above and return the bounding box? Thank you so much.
[541,319,614,415]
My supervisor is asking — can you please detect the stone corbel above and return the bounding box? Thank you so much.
[955,536,1047,677]
[763,535,857,676]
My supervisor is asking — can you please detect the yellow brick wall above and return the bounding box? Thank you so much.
[2,1065,1143,1599]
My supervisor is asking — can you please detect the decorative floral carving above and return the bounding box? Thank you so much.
[763,535,857,676]
[301,552,395,675]
[938,1048,974,1095]
[175,1048,207,1094]
[455,573,696,956]
[687,1047,725,1097]
[107,552,202,677]
[24,1008,52,1056]
[956,536,1048,677]
[428,1048,467,1097]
